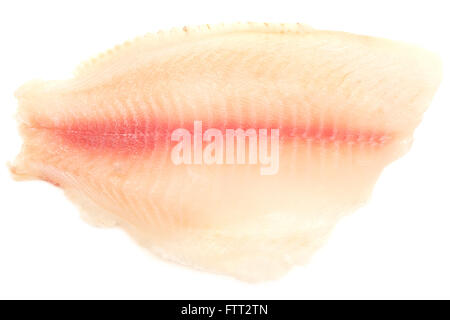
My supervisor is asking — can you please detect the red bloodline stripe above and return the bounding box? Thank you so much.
[48,117,390,152]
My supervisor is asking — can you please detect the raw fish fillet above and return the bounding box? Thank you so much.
[10,23,442,281]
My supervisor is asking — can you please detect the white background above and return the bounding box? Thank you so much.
[0,0,449,299]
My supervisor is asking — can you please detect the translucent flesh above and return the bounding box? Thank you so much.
[11,23,442,281]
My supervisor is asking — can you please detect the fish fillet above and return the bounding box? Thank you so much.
[10,23,442,281]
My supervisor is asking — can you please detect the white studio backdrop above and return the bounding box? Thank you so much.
[0,0,449,299]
